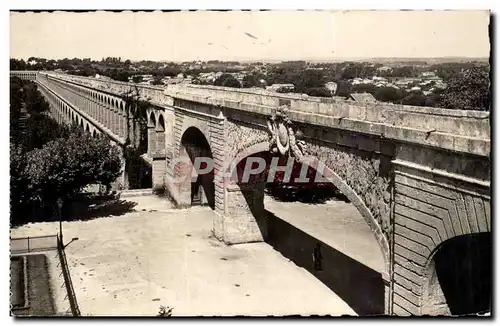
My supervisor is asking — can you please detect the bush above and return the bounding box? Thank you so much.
[214,74,241,88]
[10,129,122,225]
[440,67,491,111]
[157,305,173,317]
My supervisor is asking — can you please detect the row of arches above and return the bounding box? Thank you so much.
[175,125,491,316]
[36,73,491,316]
[39,75,172,159]
[38,75,161,190]
[44,77,131,141]
[38,82,102,139]
[10,71,37,81]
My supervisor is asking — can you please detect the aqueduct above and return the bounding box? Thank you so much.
[11,70,491,316]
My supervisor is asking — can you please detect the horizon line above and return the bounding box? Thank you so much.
[11,55,490,63]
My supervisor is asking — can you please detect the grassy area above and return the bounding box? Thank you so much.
[10,257,25,309]
[11,254,56,317]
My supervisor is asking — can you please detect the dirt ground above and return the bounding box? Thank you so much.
[264,196,385,273]
[11,196,358,316]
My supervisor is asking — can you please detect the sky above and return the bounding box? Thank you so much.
[9,10,491,62]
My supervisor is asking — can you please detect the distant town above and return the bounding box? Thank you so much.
[10,57,490,110]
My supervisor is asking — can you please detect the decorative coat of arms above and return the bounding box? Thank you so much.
[267,104,306,161]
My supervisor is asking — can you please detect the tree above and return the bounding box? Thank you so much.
[22,114,70,151]
[336,80,353,98]
[242,72,266,88]
[10,144,32,220]
[401,91,427,106]
[10,59,27,70]
[374,87,405,103]
[23,129,122,203]
[132,75,144,84]
[151,77,164,86]
[10,128,122,225]
[10,78,68,150]
[23,82,50,114]
[294,70,326,94]
[10,77,24,142]
[440,67,491,111]
[306,87,331,97]
[109,69,131,82]
[214,74,241,88]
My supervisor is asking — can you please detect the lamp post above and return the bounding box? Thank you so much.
[57,198,64,246]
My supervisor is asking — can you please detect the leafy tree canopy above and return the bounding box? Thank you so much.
[214,74,241,88]
[440,67,491,111]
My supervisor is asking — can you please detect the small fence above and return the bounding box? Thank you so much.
[57,235,81,316]
[10,235,58,255]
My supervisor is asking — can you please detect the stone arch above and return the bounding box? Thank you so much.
[120,101,124,111]
[155,114,166,155]
[85,123,90,133]
[132,105,148,154]
[148,111,157,128]
[175,126,215,209]
[146,110,158,155]
[225,140,390,273]
[221,140,391,315]
[79,118,84,128]
[93,129,97,138]
[421,232,491,316]
[157,114,165,132]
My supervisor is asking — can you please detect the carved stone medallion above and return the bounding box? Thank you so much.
[267,104,305,161]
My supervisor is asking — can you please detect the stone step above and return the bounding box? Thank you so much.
[119,188,154,198]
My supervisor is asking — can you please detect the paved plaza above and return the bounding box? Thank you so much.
[11,196,362,316]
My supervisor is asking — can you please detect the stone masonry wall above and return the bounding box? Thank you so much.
[303,139,392,258]
[392,162,490,315]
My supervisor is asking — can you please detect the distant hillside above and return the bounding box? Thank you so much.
[237,57,490,65]
[358,57,489,64]
[306,57,490,64]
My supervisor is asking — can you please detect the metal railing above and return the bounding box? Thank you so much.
[10,235,58,255]
[57,235,81,316]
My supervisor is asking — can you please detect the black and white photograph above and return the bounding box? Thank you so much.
[8,8,492,317]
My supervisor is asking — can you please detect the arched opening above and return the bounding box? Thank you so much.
[177,127,215,209]
[79,119,84,129]
[85,124,90,133]
[148,112,156,128]
[92,130,97,138]
[123,106,152,190]
[422,232,491,316]
[136,107,149,153]
[156,114,165,153]
[225,142,387,315]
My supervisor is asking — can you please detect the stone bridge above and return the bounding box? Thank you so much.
[11,70,491,316]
